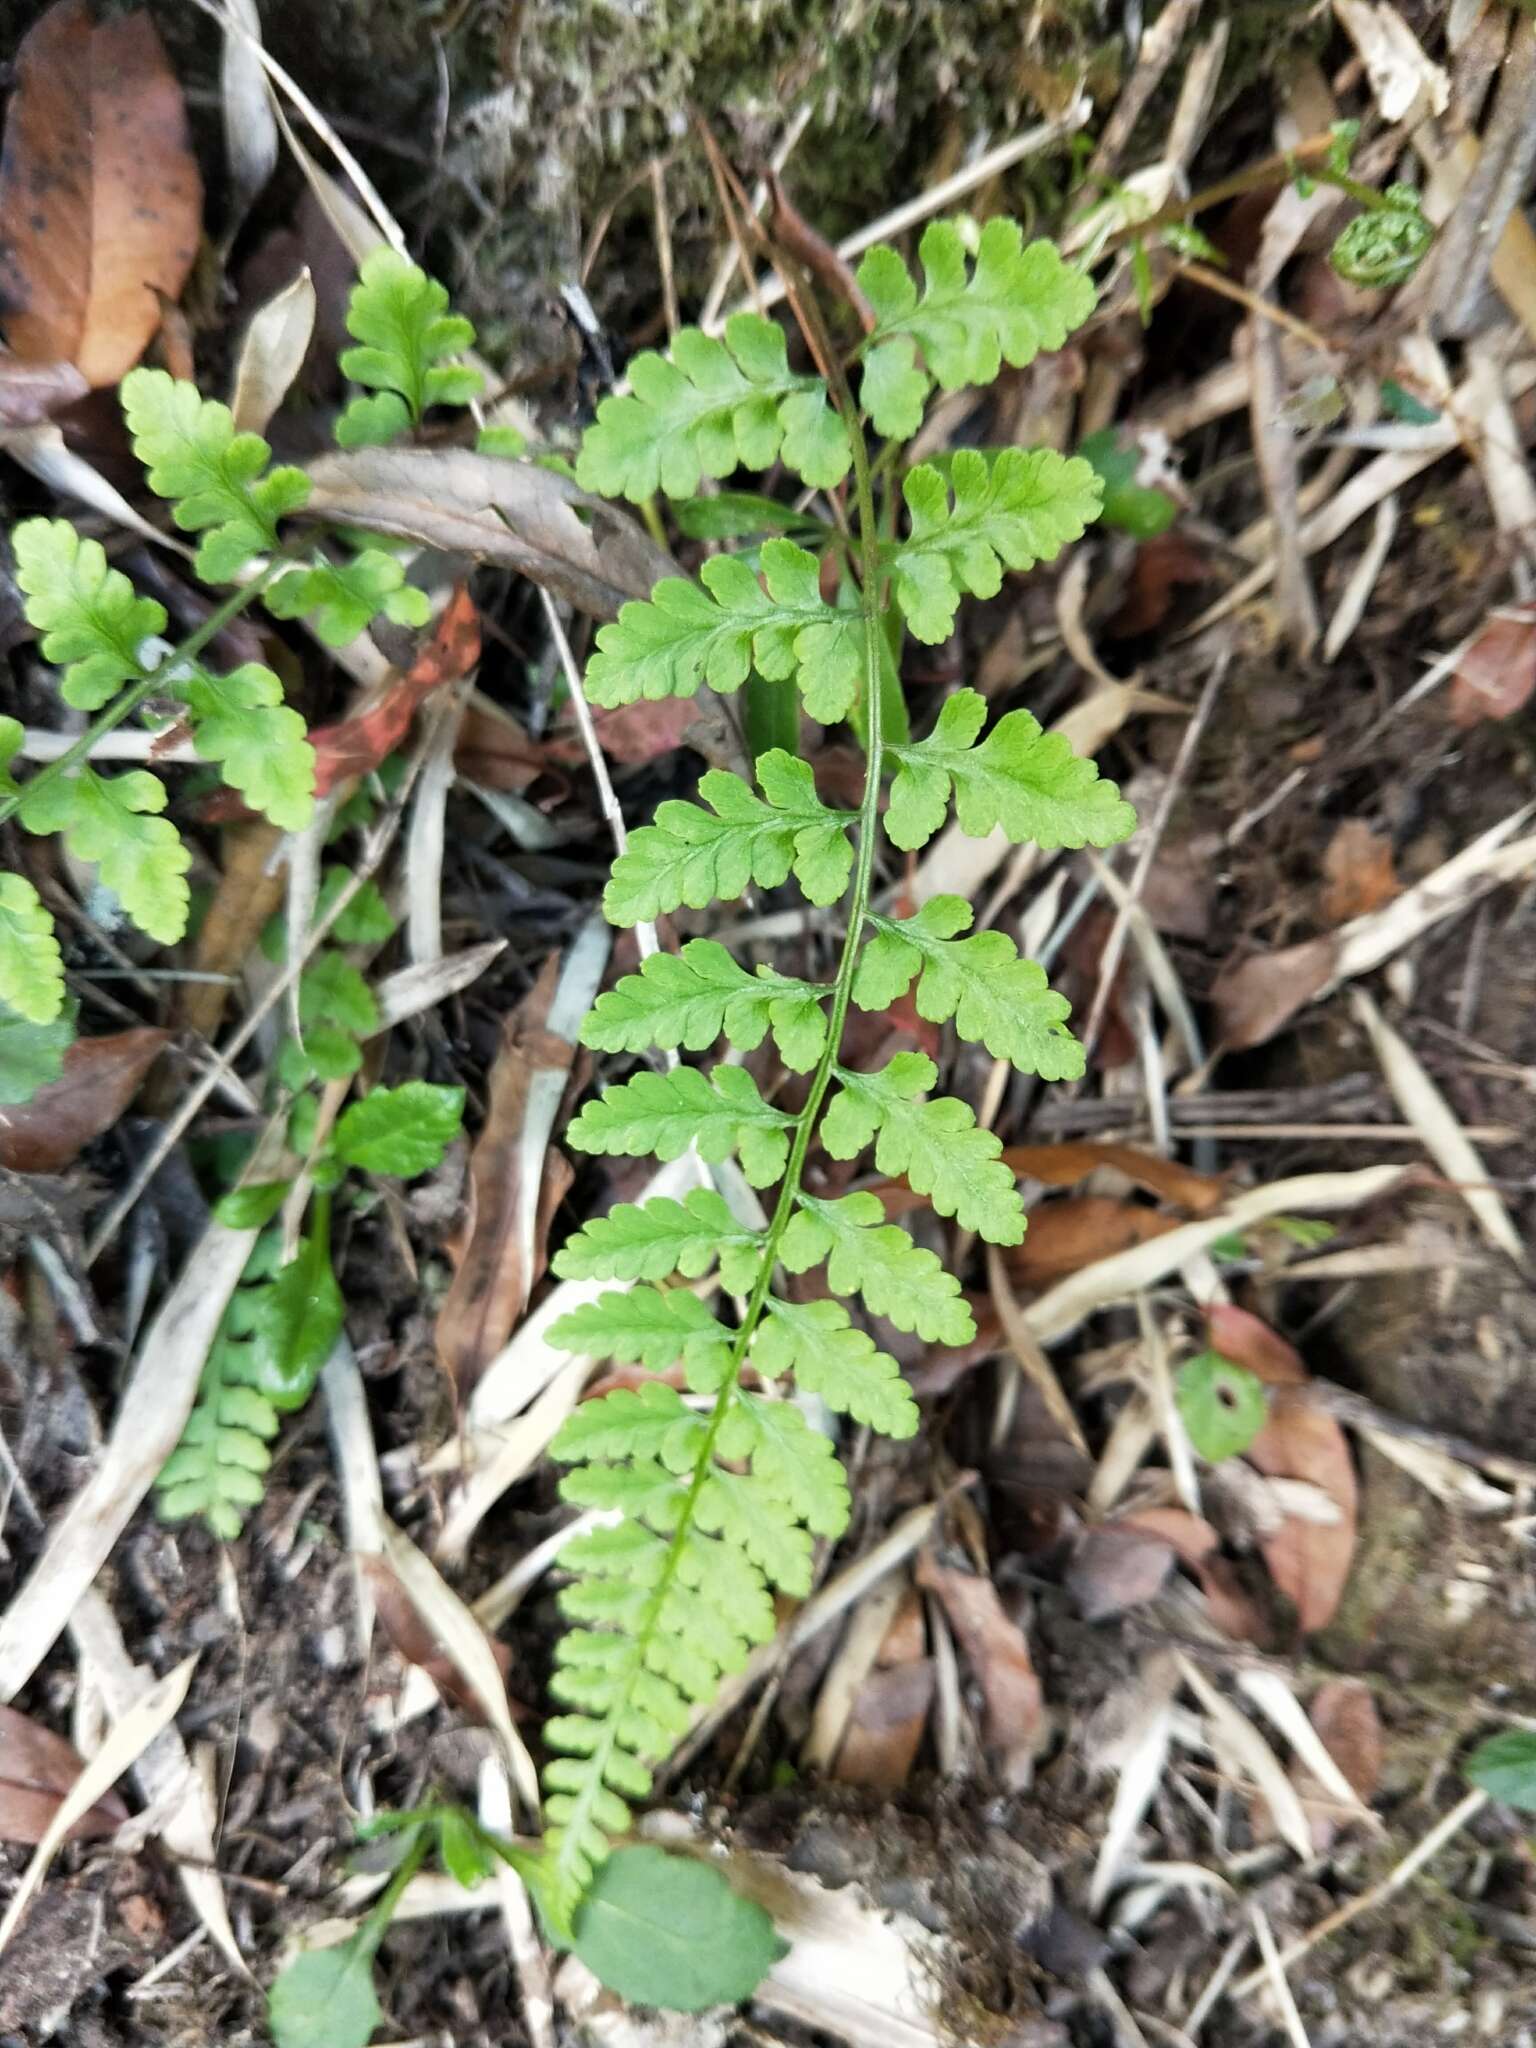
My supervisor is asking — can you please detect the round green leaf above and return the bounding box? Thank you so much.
[571,1845,787,2012]
[267,1941,382,2048]
[1466,1729,1536,1813]
[1175,1350,1268,1463]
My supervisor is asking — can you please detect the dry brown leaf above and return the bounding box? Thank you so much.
[0,0,202,388]
[1295,1678,1382,1851]
[0,1705,128,1847]
[915,1554,1043,1784]
[307,585,481,799]
[1321,820,1400,924]
[1206,1304,1358,1634]
[1210,935,1335,1052]
[169,821,286,1045]
[0,354,88,427]
[834,1590,932,1792]
[0,1028,169,1172]
[298,447,676,621]
[1117,1505,1272,1644]
[1065,1523,1176,1622]
[1002,1141,1226,1214]
[1449,606,1536,726]
[435,954,575,1398]
[1106,530,1210,638]
[1008,1196,1185,1288]
[359,1553,516,1727]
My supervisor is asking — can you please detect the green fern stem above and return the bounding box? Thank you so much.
[544,398,889,1921]
[0,567,275,832]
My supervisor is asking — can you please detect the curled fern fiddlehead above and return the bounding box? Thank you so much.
[536,215,1137,1932]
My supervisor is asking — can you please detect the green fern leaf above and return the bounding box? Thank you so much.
[889,447,1102,643]
[696,1463,816,1596]
[11,519,164,710]
[586,540,862,723]
[780,1191,973,1345]
[753,1296,918,1437]
[268,549,432,645]
[604,753,853,926]
[550,1288,735,1393]
[554,1381,706,1472]
[19,769,190,945]
[734,1392,850,1535]
[0,872,65,1025]
[884,687,1136,852]
[564,1064,795,1188]
[155,1333,278,1539]
[121,369,311,582]
[336,249,482,447]
[857,219,1096,435]
[821,1052,1024,1244]
[553,1188,765,1291]
[582,940,829,1072]
[854,896,1082,1079]
[576,316,850,502]
[182,663,315,831]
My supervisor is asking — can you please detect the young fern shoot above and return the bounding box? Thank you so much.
[536,218,1136,1931]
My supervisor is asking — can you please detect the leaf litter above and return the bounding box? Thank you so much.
[5,8,1536,2047]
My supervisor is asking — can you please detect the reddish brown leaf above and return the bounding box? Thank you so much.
[1007,1196,1184,1288]
[1320,820,1399,925]
[308,585,481,797]
[0,1704,129,1846]
[1106,532,1210,638]
[0,1,203,388]
[1065,1522,1176,1621]
[1210,935,1335,1051]
[916,1554,1043,1785]
[1206,1304,1358,1634]
[0,353,88,427]
[1449,606,1536,727]
[768,173,875,333]
[834,1589,932,1791]
[435,953,575,1397]
[1002,1142,1227,1214]
[1293,1678,1382,1850]
[0,1028,169,1172]
[359,1554,516,1725]
[454,697,547,794]
[1118,1506,1272,1644]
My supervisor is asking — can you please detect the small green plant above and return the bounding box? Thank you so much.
[532,214,1136,1942]
[1465,1728,1536,1812]
[0,249,480,1068]
[1175,1349,1269,1464]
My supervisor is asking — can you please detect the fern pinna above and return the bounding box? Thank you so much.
[535,218,1136,1929]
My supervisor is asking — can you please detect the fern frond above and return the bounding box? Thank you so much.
[889,448,1102,643]
[857,219,1096,436]
[577,315,850,502]
[884,687,1136,853]
[182,663,315,831]
[18,768,190,944]
[552,1188,765,1291]
[855,896,1082,1079]
[336,249,482,447]
[12,519,165,710]
[268,549,431,645]
[122,370,311,583]
[753,1296,918,1437]
[780,1191,973,1345]
[550,1289,735,1391]
[0,871,65,1025]
[586,540,862,722]
[821,1052,1024,1245]
[155,1333,279,1540]
[564,1065,795,1188]
[582,940,829,1072]
[604,754,854,926]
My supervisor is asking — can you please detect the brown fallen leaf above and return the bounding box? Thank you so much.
[0,354,88,428]
[1321,819,1399,925]
[0,0,202,388]
[834,1589,932,1792]
[1210,935,1335,1052]
[1106,530,1210,638]
[1449,605,1536,727]
[359,1553,516,1726]
[1293,1678,1382,1851]
[1065,1522,1176,1622]
[0,1704,129,1846]
[298,447,677,620]
[1002,1141,1227,1215]
[435,953,577,1397]
[916,1553,1043,1785]
[1206,1304,1358,1635]
[168,820,286,1047]
[308,585,481,798]
[1008,1196,1184,1288]
[1117,1505,1273,1644]
[0,1028,169,1172]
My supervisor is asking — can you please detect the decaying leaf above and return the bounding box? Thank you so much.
[298,447,677,621]
[1206,1304,1358,1635]
[0,1704,129,1846]
[307,586,481,797]
[833,1590,932,1792]
[0,1028,169,1172]
[1210,937,1336,1053]
[230,268,316,436]
[1003,1141,1226,1214]
[1065,1522,1176,1622]
[359,1552,514,1729]
[1117,1505,1271,1643]
[1008,1196,1184,1288]
[0,0,202,388]
[1293,1678,1382,1851]
[0,355,88,428]
[1320,820,1399,924]
[915,1554,1043,1786]
[1449,606,1536,727]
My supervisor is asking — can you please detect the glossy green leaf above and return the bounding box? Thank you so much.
[570,1846,787,2012]
[332,1080,465,1177]
[1175,1351,1269,1463]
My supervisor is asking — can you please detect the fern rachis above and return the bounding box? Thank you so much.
[537,215,1135,1931]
